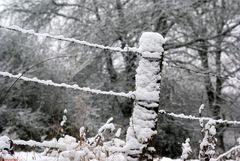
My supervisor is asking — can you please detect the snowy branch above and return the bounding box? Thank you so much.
[13,139,61,149]
[214,145,240,161]
[181,138,192,160]
[0,71,134,98]
[159,110,240,125]
[0,24,139,54]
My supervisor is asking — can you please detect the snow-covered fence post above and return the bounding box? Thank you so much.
[125,32,165,161]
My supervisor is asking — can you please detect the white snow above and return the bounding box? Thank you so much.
[115,128,121,137]
[0,71,134,98]
[98,117,115,134]
[138,32,165,58]
[199,104,205,114]
[0,136,10,150]
[79,127,86,139]
[160,110,240,125]
[125,31,164,160]
[199,119,217,160]
[214,145,240,161]
[181,138,192,160]
[206,120,217,136]
[107,153,127,161]
[60,115,67,127]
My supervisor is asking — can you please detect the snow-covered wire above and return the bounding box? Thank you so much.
[0,71,134,98]
[214,145,240,161]
[159,110,240,125]
[2,25,240,82]
[0,24,139,54]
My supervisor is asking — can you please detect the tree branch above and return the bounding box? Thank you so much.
[165,20,240,51]
[13,8,81,22]
[51,0,95,13]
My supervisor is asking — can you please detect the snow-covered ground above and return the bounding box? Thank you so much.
[15,152,56,161]
[15,152,184,161]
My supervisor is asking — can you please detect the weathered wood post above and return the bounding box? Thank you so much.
[126,32,165,161]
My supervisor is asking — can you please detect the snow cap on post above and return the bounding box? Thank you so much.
[138,32,165,59]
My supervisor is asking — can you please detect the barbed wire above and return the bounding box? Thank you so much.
[0,24,139,54]
[0,71,134,98]
[2,24,240,124]
[1,25,240,82]
[13,110,240,150]
[159,110,240,125]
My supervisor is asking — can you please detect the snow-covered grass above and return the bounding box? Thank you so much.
[15,153,183,161]
[15,152,56,161]
[15,152,193,161]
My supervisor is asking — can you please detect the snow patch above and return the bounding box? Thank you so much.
[139,32,165,58]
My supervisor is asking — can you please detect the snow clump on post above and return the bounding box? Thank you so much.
[126,32,165,161]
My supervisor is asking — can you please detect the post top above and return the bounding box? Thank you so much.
[138,32,165,58]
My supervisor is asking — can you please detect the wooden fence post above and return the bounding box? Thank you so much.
[126,32,165,161]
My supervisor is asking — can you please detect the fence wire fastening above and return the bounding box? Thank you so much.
[0,24,139,54]
[0,71,134,98]
[159,110,240,125]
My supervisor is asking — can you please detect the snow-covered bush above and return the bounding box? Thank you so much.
[217,137,240,160]
[0,136,15,160]
[199,119,217,161]
[230,138,240,160]
[42,117,127,161]
[60,109,68,137]
[181,138,192,161]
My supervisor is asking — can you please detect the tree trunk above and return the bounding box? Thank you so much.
[115,0,137,116]
[215,59,225,152]
[198,39,225,152]
[105,51,118,83]
[198,40,214,110]
[214,36,225,152]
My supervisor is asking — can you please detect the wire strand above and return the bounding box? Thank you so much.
[0,71,134,98]
[0,24,139,54]
[159,110,240,125]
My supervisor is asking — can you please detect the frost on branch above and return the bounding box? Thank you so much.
[199,119,217,161]
[126,32,165,160]
[199,104,205,115]
[181,138,192,161]
[60,109,68,137]
[60,109,68,127]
